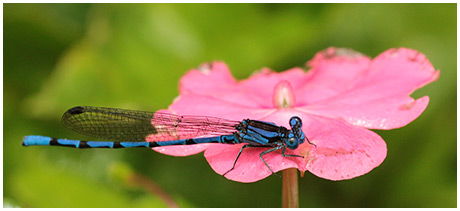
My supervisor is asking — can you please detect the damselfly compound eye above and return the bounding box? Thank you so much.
[286,137,299,149]
[289,116,302,128]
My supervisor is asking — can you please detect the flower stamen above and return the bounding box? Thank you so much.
[273,80,296,108]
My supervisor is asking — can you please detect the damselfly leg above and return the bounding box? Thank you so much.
[223,144,306,177]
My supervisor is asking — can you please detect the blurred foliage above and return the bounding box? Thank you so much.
[4,3,456,208]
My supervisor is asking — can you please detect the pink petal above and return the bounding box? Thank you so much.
[168,94,273,121]
[365,48,440,94]
[237,67,312,107]
[304,48,439,129]
[180,63,314,109]
[179,62,237,95]
[300,115,387,181]
[304,94,430,129]
[297,47,372,105]
[178,62,263,108]
[152,144,212,157]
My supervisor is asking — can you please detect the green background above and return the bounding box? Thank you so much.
[4,3,456,208]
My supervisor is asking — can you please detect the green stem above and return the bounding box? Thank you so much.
[282,168,299,208]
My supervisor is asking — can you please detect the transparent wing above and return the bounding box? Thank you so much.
[62,106,239,141]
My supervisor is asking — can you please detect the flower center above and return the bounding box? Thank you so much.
[273,80,296,108]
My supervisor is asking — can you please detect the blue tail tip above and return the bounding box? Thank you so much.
[22,135,39,147]
[22,136,28,146]
[22,136,33,146]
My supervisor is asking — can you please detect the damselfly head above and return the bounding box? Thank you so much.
[287,116,306,148]
[289,116,302,128]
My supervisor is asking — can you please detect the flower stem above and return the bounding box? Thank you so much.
[282,168,299,208]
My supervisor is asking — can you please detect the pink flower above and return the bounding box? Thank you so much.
[152,48,439,183]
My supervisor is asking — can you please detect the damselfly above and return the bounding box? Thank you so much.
[23,106,314,176]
